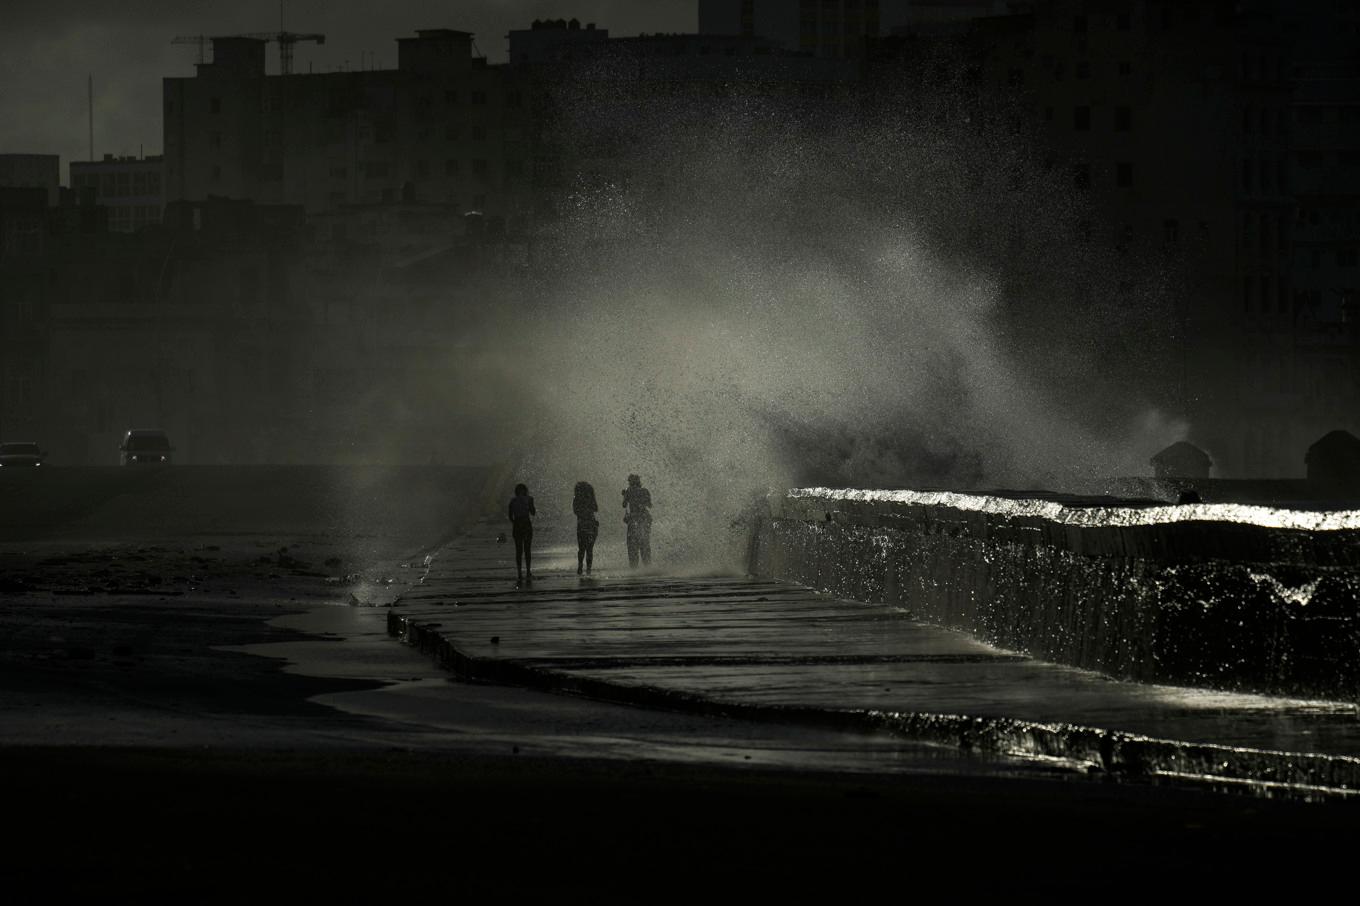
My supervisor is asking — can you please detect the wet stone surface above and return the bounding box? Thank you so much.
[395,526,1360,794]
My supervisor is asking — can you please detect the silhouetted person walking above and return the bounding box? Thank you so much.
[573,481,599,575]
[622,473,653,568]
[508,482,536,586]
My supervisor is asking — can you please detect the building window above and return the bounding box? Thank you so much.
[1073,163,1090,189]
[506,90,523,108]
[240,267,261,304]
[1118,60,1132,76]
[1116,162,1133,187]
[1008,68,1024,87]
[210,97,221,114]
[1340,247,1359,267]
[1076,60,1090,79]
[444,89,458,104]
[1073,106,1091,130]
[1116,12,1131,30]
[472,159,488,177]
[210,132,222,149]
[472,125,486,141]
[471,90,487,105]
[1242,159,1252,191]
[1074,15,1087,33]
[505,159,524,177]
[416,160,429,178]
[211,165,222,181]
[1243,277,1253,313]
[444,159,458,176]
[1115,106,1131,131]
[1163,219,1179,243]
[446,125,461,141]
[5,371,34,419]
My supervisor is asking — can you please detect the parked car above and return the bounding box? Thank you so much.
[120,429,174,465]
[0,442,46,467]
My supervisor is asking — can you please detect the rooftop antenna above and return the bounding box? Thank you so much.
[87,74,94,162]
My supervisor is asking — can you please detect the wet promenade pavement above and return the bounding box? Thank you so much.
[391,525,1360,795]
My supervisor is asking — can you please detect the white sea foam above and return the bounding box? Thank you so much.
[789,487,1360,532]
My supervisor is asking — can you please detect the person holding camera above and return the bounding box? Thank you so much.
[622,473,653,568]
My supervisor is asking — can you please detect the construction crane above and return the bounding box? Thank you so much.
[171,31,325,75]
[238,31,326,75]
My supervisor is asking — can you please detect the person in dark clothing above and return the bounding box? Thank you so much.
[622,473,653,568]
[508,482,536,586]
[572,481,599,575]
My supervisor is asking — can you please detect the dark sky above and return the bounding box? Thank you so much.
[0,0,696,177]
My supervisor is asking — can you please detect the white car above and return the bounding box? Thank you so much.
[0,442,46,467]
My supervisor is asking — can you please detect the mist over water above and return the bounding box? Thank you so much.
[461,72,1186,563]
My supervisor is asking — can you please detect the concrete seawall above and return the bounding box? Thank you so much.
[751,489,1360,702]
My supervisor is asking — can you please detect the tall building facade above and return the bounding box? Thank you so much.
[507,18,609,66]
[699,0,884,57]
[0,154,59,206]
[1285,2,1360,476]
[163,31,534,226]
[880,0,1360,477]
[70,154,165,232]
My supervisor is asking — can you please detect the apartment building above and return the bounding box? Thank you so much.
[70,154,165,232]
[163,31,534,227]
